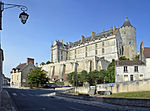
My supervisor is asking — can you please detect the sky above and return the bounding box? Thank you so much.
[2,0,150,77]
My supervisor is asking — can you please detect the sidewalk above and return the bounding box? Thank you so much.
[1,89,17,111]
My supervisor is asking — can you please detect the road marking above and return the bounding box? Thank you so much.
[69,107,84,111]
[12,93,17,96]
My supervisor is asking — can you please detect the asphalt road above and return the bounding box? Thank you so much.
[5,88,116,111]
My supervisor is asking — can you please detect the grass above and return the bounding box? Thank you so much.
[109,91,150,99]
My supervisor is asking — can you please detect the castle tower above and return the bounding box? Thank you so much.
[119,17,137,59]
[51,40,68,63]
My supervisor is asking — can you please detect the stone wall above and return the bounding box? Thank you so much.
[145,58,150,79]
[41,56,110,82]
[74,79,150,94]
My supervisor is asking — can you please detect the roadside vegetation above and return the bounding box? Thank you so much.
[67,60,115,86]
[27,68,49,88]
[109,91,150,99]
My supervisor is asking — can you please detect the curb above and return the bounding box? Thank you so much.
[54,93,150,111]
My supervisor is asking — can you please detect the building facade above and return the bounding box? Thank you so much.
[2,74,10,86]
[115,42,150,82]
[10,58,36,88]
[42,17,137,82]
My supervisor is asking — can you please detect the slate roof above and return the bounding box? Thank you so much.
[116,60,145,66]
[121,17,133,28]
[144,47,150,58]
[61,29,118,48]
[15,63,27,71]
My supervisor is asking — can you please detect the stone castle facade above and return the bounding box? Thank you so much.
[41,17,137,82]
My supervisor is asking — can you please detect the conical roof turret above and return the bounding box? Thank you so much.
[121,17,133,28]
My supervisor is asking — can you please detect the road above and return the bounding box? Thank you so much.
[5,88,116,111]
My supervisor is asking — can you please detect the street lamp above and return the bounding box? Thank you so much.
[0,1,29,107]
[19,11,29,24]
[0,1,29,30]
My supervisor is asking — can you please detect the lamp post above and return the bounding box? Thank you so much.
[0,1,29,107]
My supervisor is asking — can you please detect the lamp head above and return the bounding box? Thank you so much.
[19,11,29,24]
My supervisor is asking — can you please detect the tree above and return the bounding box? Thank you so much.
[98,70,105,84]
[87,70,100,86]
[133,55,139,60]
[40,62,45,66]
[46,61,51,64]
[104,60,115,83]
[67,72,78,86]
[78,70,88,85]
[27,68,48,87]
[119,56,129,60]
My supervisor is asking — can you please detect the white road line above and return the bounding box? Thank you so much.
[12,93,17,96]
[69,107,84,111]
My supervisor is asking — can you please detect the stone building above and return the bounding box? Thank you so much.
[10,58,36,88]
[115,42,150,82]
[2,74,10,86]
[42,17,137,82]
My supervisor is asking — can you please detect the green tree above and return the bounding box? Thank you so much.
[46,61,51,64]
[67,72,78,86]
[119,56,129,60]
[87,70,100,86]
[40,62,45,65]
[98,70,105,84]
[104,60,115,83]
[133,55,139,60]
[27,68,48,87]
[78,70,88,85]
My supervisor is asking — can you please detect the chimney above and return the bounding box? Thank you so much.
[60,40,63,43]
[113,26,115,31]
[92,32,95,38]
[27,58,34,65]
[102,29,104,32]
[81,35,84,41]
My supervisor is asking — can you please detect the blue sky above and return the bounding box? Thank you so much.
[2,0,150,77]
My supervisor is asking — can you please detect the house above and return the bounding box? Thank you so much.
[115,42,150,82]
[10,58,36,88]
[2,74,10,86]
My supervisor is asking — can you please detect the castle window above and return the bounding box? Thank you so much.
[124,66,128,72]
[102,48,104,54]
[102,42,104,47]
[134,66,138,72]
[95,50,97,55]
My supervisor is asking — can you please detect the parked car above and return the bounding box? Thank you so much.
[42,83,57,89]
